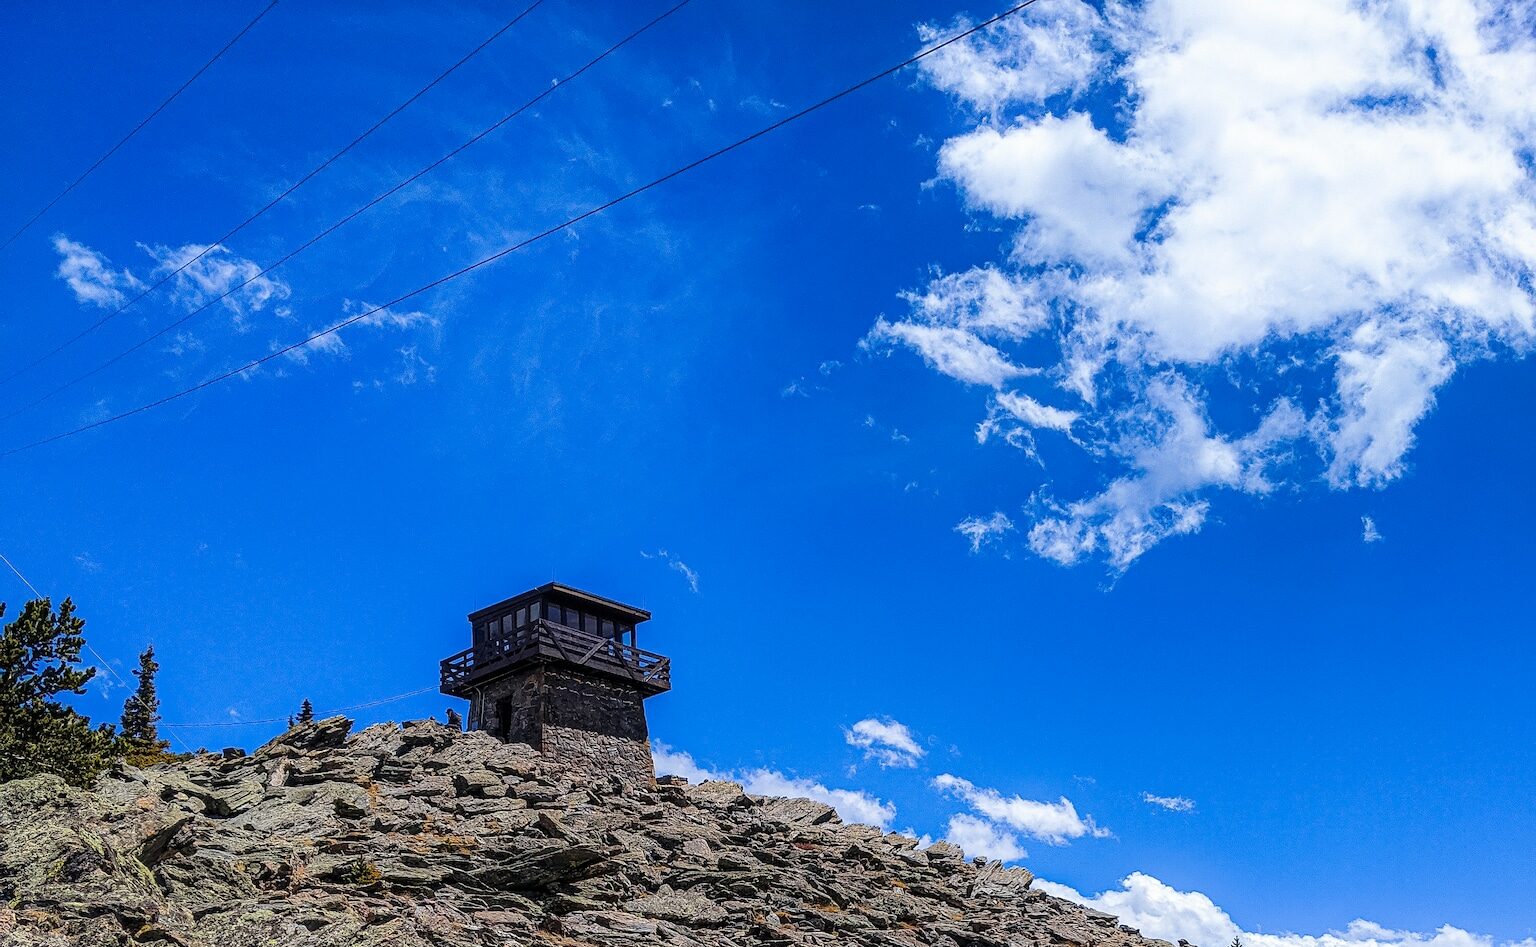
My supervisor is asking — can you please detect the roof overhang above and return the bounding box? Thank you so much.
[467,582,651,624]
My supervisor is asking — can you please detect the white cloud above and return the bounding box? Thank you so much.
[142,242,291,328]
[1362,516,1384,543]
[285,301,440,379]
[1142,792,1196,813]
[651,742,717,785]
[956,511,1014,553]
[343,299,439,332]
[280,330,348,365]
[934,773,1110,846]
[652,741,896,829]
[394,345,436,386]
[845,717,926,768]
[993,391,1079,433]
[939,113,1165,266]
[865,266,1048,389]
[738,768,897,830]
[944,813,1027,862]
[1036,873,1237,947]
[1026,379,1306,570]
[52,235,142,309]
[640,549,700,593]
[866,319,1029,388]
[886,0,1536,568]
[917,1,1108,114]
[1037,873,1517,947]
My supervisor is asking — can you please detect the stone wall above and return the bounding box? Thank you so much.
[469,662,655,786]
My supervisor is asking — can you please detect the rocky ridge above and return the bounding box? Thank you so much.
[0,717,1173,947]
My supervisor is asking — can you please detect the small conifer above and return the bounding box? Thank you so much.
[119,646,174,767]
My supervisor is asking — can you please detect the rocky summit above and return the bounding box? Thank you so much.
[0,717,1172,947]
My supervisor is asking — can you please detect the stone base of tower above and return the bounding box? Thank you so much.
[470,663,655,786]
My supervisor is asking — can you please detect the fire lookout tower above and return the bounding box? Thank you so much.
[439,583,671,784]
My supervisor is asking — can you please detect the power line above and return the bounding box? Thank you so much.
[0,0,548,389]
[1,0,693,424]
[0,1,281,255]
[0,0,1040,459]
[162,685,441,728]
[0,547,195,753]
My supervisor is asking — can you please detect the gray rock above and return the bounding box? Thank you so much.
[0,718,1174,947]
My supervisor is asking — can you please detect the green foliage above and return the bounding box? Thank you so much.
[337,859,382,885]
[119,646,174,768]
[296,699,314,725]
[0,598,118,786]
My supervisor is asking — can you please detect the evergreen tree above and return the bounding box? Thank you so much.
[297,699,314,725]
[0,598,118,786]
[119,645,173,767]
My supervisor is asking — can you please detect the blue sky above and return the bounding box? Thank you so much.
[2,1,1534,944]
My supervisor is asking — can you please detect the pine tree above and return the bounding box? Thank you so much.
[119,646,173,767]
[0,597,118,786]
[297,699,314,725]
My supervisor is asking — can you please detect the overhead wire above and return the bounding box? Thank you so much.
[0,0,1041,460]
[162,685,442,728]
[0,1,281,255]
[0,547,196,753]
[0,0,548,389]
[0,0,694,424]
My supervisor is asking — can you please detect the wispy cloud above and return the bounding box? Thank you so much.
[1142,792,1196,813]
[282,300,440,382]
[141,242,291,329]
[1362,516,1384,544]
[641,549,700,593]
[955,511,1013,553]
[52,235,142,308]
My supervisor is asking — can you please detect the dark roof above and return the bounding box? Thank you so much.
[467,582,651,624]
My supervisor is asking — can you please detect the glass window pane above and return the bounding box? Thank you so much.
[583,613,597,634]
[531,601,542,621]
[601,619,614,639]
[550,605,564,625]
[516,606,527,627]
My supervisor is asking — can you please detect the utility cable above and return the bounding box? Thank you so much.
[0,1,281,254]
[0,0,1041,459]
[0,0,547,388]
[1,0,692,424]
[162,685,441,728]
[0,547,195,753]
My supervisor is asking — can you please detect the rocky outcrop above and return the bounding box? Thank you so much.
[0,717,1171,947]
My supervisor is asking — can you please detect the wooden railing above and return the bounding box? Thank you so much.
[441,618,671,692]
